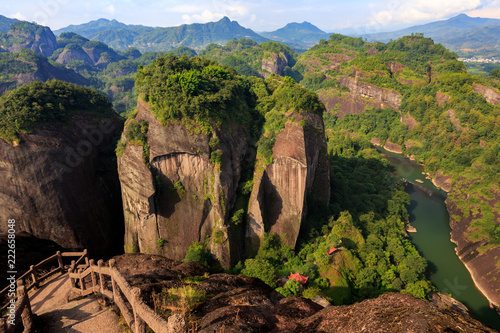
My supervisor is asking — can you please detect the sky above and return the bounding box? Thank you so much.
[3,0,500,33]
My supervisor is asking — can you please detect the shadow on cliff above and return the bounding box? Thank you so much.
[154,175,182,219]
[263,173,283,232]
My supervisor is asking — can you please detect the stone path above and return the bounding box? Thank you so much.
[29,274,122,333]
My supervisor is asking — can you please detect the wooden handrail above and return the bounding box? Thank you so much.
[0,280,33,333]
[0,250,87,311]
[1,249,185,332]
[68,258,180,332]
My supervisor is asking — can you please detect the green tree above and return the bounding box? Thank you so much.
[184,241,212,268]
[241,258,277,288]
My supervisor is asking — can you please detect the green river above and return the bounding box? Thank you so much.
[379,148,500,330]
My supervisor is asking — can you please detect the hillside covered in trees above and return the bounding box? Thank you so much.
[1,14,499,329]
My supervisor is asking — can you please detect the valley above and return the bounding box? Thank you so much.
[0,10,499,332]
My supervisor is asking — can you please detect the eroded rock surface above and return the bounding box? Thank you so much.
[119,100,249,266]
[473,83,500,105]
[247,113,330,251]
[261,52,289,77]
[0,114,124,256]
[111,254,496,333]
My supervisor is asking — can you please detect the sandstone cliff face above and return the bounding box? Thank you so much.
[56,47,94,66]
[318,77,403,119]
[447,191,500,305]
[6,26,57,57]
[339,76,402,111]
[83,45,123,68]
[246,113,330,251]
[261,52,289,78]
[473,83,500,105]
[119,100,249,266]
[0,57,89,96]
[0,114,124,257]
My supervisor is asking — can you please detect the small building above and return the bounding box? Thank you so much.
[326,247,338,256]
[288,271,309,285]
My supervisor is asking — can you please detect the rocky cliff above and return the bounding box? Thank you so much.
[447,188,500,305]
[56,45,94,66]
[317,76,403,119]
[118,99,249,266]
[112,253,496,332]
[339,76,403,111]
[473,83,500,106]
[1,21,57,57]
[261,52,289,78]
[0,81,124,257]
[246,112,330,252]
[0,114,124,256]
[118,56,329,266]
[0,52,89,96]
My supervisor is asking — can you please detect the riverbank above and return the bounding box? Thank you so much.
[376,145,500,321]
[447,196,500,307]
[371,138,452,193]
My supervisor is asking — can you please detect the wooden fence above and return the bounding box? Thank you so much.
[0,250,88,333]
[68,258,183,333]
[0,250,185,333]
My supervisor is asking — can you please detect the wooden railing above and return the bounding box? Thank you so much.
[0,280,33,333]
[68,258,182,333]
[0,250,88,333]
[0,250,185,333]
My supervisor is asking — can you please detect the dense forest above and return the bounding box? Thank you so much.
[1,19,498,312]
[296,34,500,250]
[0,80,114,143]
[129,56,432,304]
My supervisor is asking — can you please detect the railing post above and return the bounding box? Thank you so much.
[109,259,116,301]
[68,267,76,289]
[89,259,97,292]
[56,251,64,273]
[83,249,89,267]
[30,265,38,289]
[132,287,146,333]
[0,318,6,333]
[79,268,86,292]
[98,260,105,294]
[18,280,33,333]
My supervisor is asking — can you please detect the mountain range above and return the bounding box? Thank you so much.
[53,17,332,52]
[52,14,500,57]
[363,14,500,57]
[55,17,269,52]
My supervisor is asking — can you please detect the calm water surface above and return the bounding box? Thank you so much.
[379,148,500,330]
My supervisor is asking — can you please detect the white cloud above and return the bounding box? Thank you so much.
[106,4,116,15]
[368,0,482,28]
[466,0,500,17]
[179,1,250,24]
[13,12,25,20]
[167,5,204,13]
[183,10,225,24]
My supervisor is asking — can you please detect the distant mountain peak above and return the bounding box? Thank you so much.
[281,21,325,33]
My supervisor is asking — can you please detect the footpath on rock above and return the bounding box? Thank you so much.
[29,274,122,333]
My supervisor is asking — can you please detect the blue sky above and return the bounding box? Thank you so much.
[4,0,500,33]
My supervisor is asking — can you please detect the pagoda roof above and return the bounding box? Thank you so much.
[288,271,309,285]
